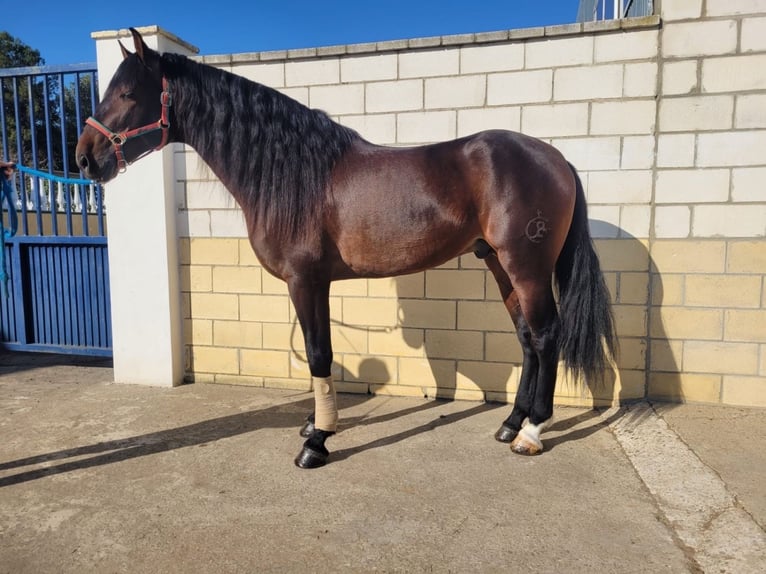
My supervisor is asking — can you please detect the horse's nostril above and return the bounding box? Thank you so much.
[78,153,89,171]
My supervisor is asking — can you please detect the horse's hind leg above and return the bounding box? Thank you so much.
[484,254,539,444]
[508,280,560,455]
[288,276,337,469]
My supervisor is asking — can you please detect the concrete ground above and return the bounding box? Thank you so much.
[1,352,764,573]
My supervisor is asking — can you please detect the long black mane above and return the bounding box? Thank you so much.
[159,52,361,238]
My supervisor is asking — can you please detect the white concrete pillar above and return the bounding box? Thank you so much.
[92,26,198,386]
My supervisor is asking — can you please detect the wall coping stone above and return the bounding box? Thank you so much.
[196,15,661,65]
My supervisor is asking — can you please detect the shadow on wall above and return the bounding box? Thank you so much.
[391,220,682,412]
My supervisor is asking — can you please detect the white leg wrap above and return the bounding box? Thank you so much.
[312,376,338,433]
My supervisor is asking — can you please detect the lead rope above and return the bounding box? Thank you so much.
[0,170,18,297]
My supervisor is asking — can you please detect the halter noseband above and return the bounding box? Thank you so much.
[85,78,172,173]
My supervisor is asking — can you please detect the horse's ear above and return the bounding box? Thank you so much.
[118,40,131,60]
[129,27,148,63]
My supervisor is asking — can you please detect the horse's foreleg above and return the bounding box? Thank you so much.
[288,277,336,469]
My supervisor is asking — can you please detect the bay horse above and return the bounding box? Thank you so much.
[76,29,615,469]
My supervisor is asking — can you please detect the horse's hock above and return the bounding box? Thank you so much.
[92,2,766,409]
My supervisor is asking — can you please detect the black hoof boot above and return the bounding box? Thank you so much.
[494,424,518,443]
[299,419,315,438]
[294,445,328,468]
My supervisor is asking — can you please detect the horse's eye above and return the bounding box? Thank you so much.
[120,91,135,100]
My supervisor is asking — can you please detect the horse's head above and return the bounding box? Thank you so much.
[76,28,171,182]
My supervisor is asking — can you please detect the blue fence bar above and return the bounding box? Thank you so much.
[0,62,111,356]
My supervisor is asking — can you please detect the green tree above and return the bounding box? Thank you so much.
[1,31,57,170]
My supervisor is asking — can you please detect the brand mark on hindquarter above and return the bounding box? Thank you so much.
[525,210,549,243]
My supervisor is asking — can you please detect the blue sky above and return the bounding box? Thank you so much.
[4,0,580,66]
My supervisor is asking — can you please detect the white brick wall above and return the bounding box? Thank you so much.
[174,9,766,407]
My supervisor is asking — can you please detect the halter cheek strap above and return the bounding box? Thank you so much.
[85,78,172,173]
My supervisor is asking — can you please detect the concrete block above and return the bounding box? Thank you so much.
[692,205,766,237]
[651,240,726,273]
[652,273,685,306]
[588,206,621,237]
[343,297,398,328]
[587,170,652,204]
[239,239,260,266]
[425,75,486,109]
[735,94,766,129]
[487,69,552,105]
[485,332,523,363]
[649,372,721,403]
[212,266,262,294]
[620,205,652,238]
[398,299,456,329]
[181,265,212,293]
[184,318,212,346]
[663,20,737,58]
[425,270,484,300]
[552,137,621,170]
[662,60,698,95]
[590,100,656,135]
[595,238,650,271]
[656,134,695,168]
[685,275,763,309]
[285,58,339,86]
[521,103,589,138]
[366,79,423,113]
[209,210,248,238]
[706,0,766,17]
[553,65,623,101]
[725,310,766,342]
[621,136,656,169]
[659,95,733,132]
[397,111,456,144]
[186,181,237,210]
[525,36,593,69]
[702,54,766,93]
[623,62,658,97]
[231,61,285,88]
[309,84,364,115]
[697,131,766,167]
[722,376,766,407]
[650,338,683,371]
[456,300,512,331]
[660,0,702,20]
[654,206,691,239]
[192,346,240,375]
[457,107,521,137]
[424,329,483,360]
[239,295,290,323]
[368,329,426,358]
[651,307,723,340]
[732,167,766,202]
[655,169,730,203]
[613,304,648,337]
[214,320,263,349]
[399,48,459,78]
[460,43,524,73]
[240,349,290,378]
[594,30,658,62]
[189,293,239,320]
[187,238,240,265]
[262,323,304,351]
[339,114,396,145]
[741,17,766,52]
[177,210,211,238]
[727,240,766,273]
[340,54,397,82]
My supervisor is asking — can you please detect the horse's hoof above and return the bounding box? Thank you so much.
[294,446,328,469]
[510,432,544,456]
[494,424,518,443]
[299,420,315,438]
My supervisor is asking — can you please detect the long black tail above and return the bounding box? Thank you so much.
[555,163,616,382]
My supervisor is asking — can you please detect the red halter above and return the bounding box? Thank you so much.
[85,78,172,173]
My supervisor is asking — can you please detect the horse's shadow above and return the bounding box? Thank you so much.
[390,220,681,451]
